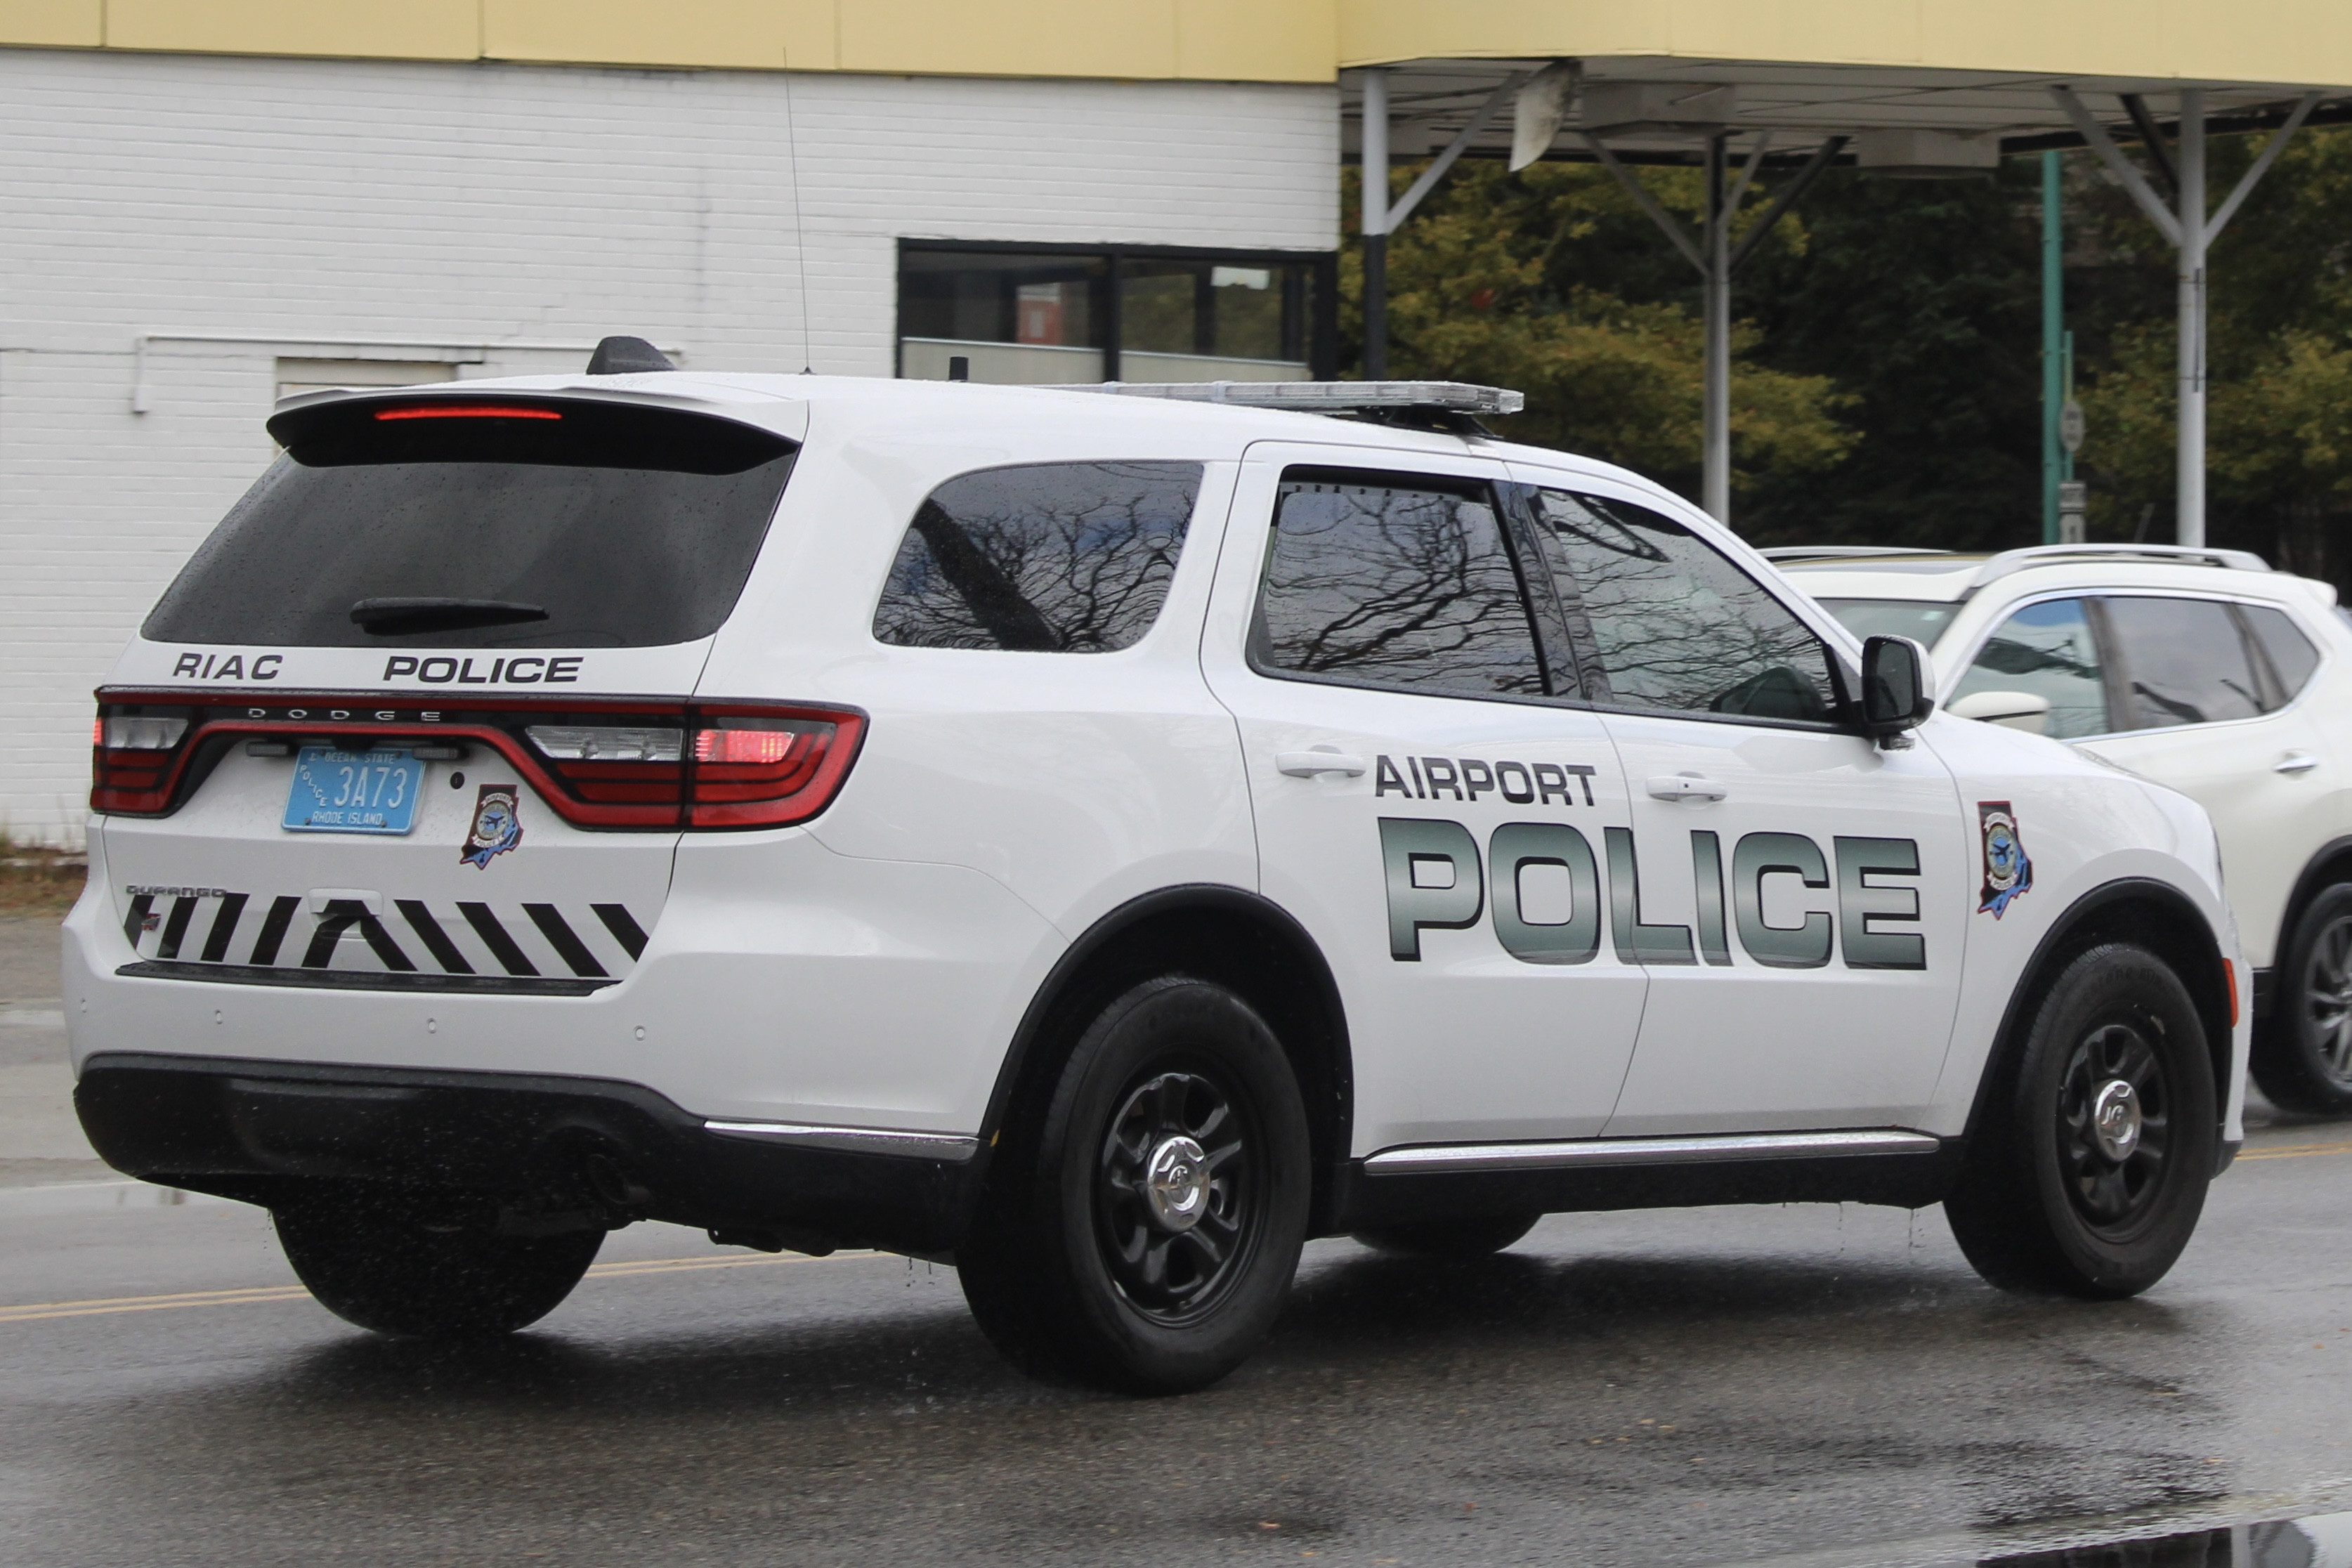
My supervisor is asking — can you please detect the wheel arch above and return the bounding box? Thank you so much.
[2257,835,2352,1019]
[972,884,1356,1237]
[1964,877,2234,1149]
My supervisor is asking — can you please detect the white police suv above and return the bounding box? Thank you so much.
[68,341,2247,1392]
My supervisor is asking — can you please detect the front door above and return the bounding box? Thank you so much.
[1200,445,1646,1154]
[1508,473,1968,1135]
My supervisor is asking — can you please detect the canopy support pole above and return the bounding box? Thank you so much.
[2053,86,2320,547]
[1360,68,1389,380]
[1589,131,1844,524]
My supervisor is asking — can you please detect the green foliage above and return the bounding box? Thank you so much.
[2072,125,2352,572]
[1342,161,1857,505]
[1345,124,2352,580]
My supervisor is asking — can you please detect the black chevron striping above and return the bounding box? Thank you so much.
[121,894,154,950]
[591,903,648,961]
[199,893,249,963]
[457,903,539,976]
[249,896,300,966]
[524,904,608,979]
[155,896,200,960]
[395,900,476,975]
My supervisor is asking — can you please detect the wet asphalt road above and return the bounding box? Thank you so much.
[5,1128,2351,1568]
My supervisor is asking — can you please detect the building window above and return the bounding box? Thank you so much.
[897,243,1335,385]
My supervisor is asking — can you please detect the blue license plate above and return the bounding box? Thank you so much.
[282,746,425,835]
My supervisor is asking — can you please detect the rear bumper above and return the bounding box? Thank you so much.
[74,1052,979,1257]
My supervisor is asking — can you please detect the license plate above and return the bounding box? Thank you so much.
[282,747,425,835]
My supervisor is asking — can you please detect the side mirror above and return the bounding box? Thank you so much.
[1860,635,1935,741]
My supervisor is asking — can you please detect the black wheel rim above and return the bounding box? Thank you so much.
[1095,1069,1257,1324]
[2056,1019,2172,1234]
[2302,914,2352,1087]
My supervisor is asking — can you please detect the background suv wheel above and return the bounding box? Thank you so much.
[2253,882,2352,1116]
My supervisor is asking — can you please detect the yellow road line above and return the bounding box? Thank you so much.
[2239,1140,2352,1161]
[0,1248,875,1326]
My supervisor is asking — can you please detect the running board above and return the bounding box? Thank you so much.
[1363,1129,1942,1177]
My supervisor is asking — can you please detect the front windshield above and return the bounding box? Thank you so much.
[1817,597,1961,651]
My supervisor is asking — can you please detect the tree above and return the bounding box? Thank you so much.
[1344,161,1857,510]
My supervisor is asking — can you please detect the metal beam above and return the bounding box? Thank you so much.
[1361,68,1390,379]
[2051,86,2183,246]
[1727,134,1847,275]
[2118,93,2181,197]
[1581,133,1705,271]
[1383,72,1527,233]
[1703,134,1733,523]
[2207,91,2323,240]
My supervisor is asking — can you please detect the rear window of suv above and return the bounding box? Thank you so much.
[143,398,797,648]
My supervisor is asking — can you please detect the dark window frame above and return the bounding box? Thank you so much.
[1519,485,1862,734]
[1243,464,1576,707]
[895,239,1340,381]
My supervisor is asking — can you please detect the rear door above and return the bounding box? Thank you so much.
[1508,473,1968,1136]
[2075,593,2347,967]
[1199,443,1645,1154]
[98,391,804,992]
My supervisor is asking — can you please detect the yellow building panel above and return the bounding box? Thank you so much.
[1665,0,1921,67]
[1177,0,1333,82]
[840,0,1177,79]
[0,0,99,48]
[104,0,481,60]
[484,0,838,70]
[1338,1,1668,65]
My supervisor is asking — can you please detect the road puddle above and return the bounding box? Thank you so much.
[1985,1511,2352,1566]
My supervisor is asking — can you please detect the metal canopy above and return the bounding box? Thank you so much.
[1350,56,2352,542]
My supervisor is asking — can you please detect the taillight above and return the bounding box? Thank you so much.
[91,693,863,831]
[521,703,863,828]
[91,708,196,814]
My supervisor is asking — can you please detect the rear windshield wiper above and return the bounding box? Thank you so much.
[349,597,551,636]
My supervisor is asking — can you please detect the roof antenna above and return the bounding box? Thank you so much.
[779,65,814,374]
[586,336,675,374]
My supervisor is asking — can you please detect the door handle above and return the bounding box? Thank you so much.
[1646,773,1728,803]
[2276,752,2322,775]
[1276,750,1368,778]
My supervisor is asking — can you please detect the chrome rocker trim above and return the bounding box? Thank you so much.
[1363,1128,1941,1177]
[704,1118,981,1163]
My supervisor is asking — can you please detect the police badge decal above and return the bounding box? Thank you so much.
[460,784,523,869]
[1977,801,2032,917]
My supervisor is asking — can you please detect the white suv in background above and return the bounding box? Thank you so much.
[65,355,2245,1392]
[1778,544,2352,1118]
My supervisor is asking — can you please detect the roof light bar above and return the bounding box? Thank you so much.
[1043,380,1526,417]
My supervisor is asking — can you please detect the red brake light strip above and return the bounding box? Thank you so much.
[373,405,563,422]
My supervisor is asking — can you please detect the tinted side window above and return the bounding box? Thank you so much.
[2103,596,2265,729]
[1529,490,1836,723]
[873,462,1201,652]
[1250,474,1545,698]
[2242,605,2321,704]
[1953,599,2111,739]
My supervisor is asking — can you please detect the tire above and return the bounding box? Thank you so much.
[2252,882,2352,1116]
[274,1186,603,1338]
[958,976,1311,1394]
[1352,1213,1542,1258]
[1945,942,2216,1298]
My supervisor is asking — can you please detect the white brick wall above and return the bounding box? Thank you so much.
[0,48,1339,844]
